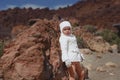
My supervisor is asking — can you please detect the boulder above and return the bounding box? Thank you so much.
[0,20,67,80]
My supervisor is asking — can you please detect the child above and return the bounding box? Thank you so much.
[59,21,85,80]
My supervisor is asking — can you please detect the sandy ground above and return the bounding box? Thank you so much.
[83,52,120,80]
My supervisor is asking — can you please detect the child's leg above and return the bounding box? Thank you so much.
[73,62,85,80]
[67,65,75,80]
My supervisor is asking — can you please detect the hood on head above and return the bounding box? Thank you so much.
[59,21,72,34]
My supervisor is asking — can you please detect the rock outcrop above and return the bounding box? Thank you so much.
[74,28,113,53]
[0,20,67,80]
[0,0,120,39]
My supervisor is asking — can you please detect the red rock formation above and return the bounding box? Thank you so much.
[0,0,120,39]
[11,25,28,38]
[0,20,68,80]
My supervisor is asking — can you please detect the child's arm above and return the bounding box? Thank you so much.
[59,37,71,67]
[59,37,69,62]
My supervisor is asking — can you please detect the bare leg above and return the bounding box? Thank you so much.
[72,62,85,80]
[67,65,75,80]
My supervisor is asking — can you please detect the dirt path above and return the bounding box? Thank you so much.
[83,52,120,80]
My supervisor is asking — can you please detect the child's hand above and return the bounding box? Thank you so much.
[81,54,85,62]
[65,60,71,67]
[81,54,85,59]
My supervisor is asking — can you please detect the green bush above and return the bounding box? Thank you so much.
[99,29,120,47]
[83,25,97,33]
[0,41,4,57]
[76,36,87,48]
[72,22,79,27]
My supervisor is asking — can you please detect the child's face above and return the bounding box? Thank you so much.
[62,26,71,36]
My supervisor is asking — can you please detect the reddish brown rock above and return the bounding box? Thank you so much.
[0,20,68,80]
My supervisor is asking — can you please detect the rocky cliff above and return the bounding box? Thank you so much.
[0,0,120,39]
[0,20,69,80]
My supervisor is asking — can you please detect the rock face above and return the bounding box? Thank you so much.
[0,0,120,39]
[75,28,112,53]
[11,25,28,38]
[86,36,111,53]
[0,20,67,80]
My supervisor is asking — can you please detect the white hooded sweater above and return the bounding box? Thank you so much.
[59,21,84,62]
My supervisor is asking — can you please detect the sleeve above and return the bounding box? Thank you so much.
[59,37,69,62]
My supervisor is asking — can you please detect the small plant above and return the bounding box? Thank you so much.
[32,33,41,38]
[0,41,4,57]
[76,36,87,48]
[72,22,79,27]
[98,29,120,51]
[83,25,97,33]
